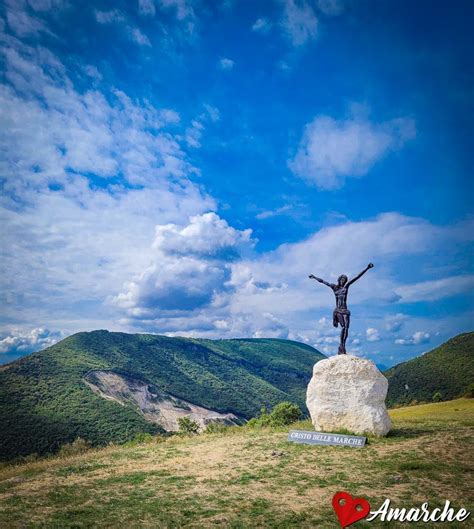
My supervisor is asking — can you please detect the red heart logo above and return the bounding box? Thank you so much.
[332,491,370,528]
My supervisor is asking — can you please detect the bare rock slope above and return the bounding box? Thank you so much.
[84,370,240,431]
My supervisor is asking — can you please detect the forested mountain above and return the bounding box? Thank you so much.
[0,331,325,459]
[385,332,474,406]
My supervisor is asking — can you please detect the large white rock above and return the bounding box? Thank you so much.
[306,355,391,436]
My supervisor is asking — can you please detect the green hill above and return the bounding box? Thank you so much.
[0,331,324,460]
[385,332,474,407]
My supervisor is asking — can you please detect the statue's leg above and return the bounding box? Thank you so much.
[336,313,346,354]
[341,314,350,353]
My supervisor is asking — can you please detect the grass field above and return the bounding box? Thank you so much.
[0,399,473,528]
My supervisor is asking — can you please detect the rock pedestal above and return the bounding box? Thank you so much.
[306,355,391,436]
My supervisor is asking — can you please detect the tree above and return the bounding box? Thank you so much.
[432,392,442,402]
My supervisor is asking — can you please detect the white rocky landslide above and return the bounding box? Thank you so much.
[306,355,391,436]
[84,370,239,431]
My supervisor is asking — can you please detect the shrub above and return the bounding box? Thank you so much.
[432,392,442,402]
[247,402,302,428]
[58,437,92,457]
[270,402,302,426]
[178,417,200,435]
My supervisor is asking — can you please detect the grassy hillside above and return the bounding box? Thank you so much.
[0,331,324,460]
[0,399,472,528]
[385,332,474,406]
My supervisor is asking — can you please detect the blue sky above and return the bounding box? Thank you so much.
[0,0,473,366]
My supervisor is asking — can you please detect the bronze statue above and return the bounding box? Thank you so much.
[309,263,374,354]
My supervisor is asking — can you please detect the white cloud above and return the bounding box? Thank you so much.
[185,119,204,148]
[395,275,474,303]
[183,105,220,148]
[138,0,156,17]
[224,213,473,335]
[218,58,234,71]
[256,205,293,220]
[384,313,408,333]
[281,0,318,46]
[159,0,195,21]
[366,327,381,342]
[95,9,151,47]
[6,4,52,37]
[152,212,253,257]
[0,44,192,192]
[129,27,151,46]
[0,35,216,336]
[112,212,254,317]
[82,64,103,81]
[202,104,220,122]
[252,18,272,33]
[27,200,465,343]
[0,328,62,355]
[95,9,125,24]
[395,331,430,346]
[289,113,416,189]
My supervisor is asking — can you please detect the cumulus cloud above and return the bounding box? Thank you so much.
[395,332,431,346]
[289,113,416,189]
[366,327,381,342]
[112,213,254,318]
[281,0,318,46]
[0,328,62,355]
[218,58,234,70]
[152,212,253,257]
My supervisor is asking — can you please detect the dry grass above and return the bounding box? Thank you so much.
[0,399,473,528]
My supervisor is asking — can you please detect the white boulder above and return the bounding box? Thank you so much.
[306,355,391,436]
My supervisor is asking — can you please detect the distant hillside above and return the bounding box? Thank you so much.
[0,331,325,460]
[385,332,474,406]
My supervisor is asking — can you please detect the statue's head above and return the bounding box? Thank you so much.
[337,274,348,286]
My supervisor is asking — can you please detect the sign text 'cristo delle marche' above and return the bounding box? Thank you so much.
[287,430,366,448]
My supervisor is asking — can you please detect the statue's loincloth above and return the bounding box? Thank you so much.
[333,308,351,327]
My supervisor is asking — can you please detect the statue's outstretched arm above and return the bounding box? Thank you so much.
[347,263,374,287]
[308,274,334,288]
